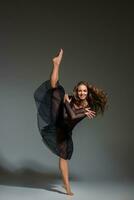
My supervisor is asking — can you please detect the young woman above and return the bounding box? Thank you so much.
[34,49,108,196]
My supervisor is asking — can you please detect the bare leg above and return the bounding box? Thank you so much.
[50,49,63,88]
[59,157,74,196]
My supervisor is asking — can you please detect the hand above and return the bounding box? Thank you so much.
[64,94,71,103]
[84,107,96,119]
[52,48,63,66]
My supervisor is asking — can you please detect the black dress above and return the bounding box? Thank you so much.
[34,80,87,160]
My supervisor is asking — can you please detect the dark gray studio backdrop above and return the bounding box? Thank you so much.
[0,1,134,183]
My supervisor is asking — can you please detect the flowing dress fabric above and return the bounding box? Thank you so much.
[34,80,86,160]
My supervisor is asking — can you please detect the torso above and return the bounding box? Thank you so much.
[73,103,83,109]
[69,96,89,110]
[72,102,89,110]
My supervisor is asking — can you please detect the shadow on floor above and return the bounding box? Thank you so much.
[0,161,80,195]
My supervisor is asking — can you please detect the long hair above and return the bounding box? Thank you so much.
[69,81,108,116]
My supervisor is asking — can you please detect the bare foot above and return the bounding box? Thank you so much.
[52,48,63,66]
[62,184,74,196]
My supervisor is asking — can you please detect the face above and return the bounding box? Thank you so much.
[77,84,88,100]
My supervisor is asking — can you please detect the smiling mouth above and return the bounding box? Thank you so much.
[80,96,86,98]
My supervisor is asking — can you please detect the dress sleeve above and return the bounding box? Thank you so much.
[64,100,86,120]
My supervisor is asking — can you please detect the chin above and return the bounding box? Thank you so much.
[79,97,86,100]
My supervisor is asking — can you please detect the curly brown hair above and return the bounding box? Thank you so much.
[69,81,108,116]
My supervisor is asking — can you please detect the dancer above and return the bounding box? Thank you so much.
[34,48,108,195]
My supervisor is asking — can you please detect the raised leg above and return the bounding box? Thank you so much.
[50,49,63,88]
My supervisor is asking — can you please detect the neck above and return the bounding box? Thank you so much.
[80,99,88,107]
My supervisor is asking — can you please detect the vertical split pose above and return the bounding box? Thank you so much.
[34,49,108,195]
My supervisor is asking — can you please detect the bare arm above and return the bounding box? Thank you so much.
[50,48,63,88]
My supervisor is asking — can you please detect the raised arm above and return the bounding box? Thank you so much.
[50,48,63,88]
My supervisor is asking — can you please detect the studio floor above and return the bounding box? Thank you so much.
[0,181,134,200]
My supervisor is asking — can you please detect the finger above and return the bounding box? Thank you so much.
[90,110,96,113]
[88,115,93,119]
[87,110,95,115]
[85,108,91,111]
[85,112,95,118]
[86,112,93,117]
[88,113,95,117]
[85,113,92,118]
[89,113,96,117]
[85,112,89,115]
[85,108,90,110]
[89,113,94,117]
[90,111,96,115]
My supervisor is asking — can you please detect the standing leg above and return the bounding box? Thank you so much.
[59,157,74,196]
